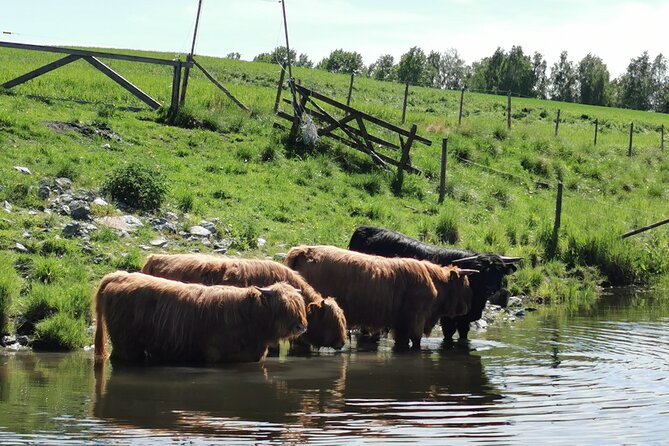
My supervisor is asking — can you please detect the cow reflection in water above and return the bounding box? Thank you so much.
[94,347,502,441]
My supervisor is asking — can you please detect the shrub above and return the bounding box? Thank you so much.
[436,213,459,244]
[33,313,88,351]
[102,162,168,211]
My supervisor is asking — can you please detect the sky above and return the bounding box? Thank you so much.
[2,0,668,77]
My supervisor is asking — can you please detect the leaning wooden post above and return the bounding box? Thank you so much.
[628,122,634,157]
[507,90,511,129]
[438,138,448,203]
[401,81,409,124]
[458,86,465,127]
[554,109,561,136]
[274,64,286,113]
[346,72,354,106]
[169,59,183,117]
[594,118,599,145]
[179,0,204,106]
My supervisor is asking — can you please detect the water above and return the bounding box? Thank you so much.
[1,289,668,444]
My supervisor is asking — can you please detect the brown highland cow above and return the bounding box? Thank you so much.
[94,271,307,364]
[285,245,474,350]
[141,254,347,350]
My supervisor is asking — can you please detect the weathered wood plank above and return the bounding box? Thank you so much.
[1,54,81,89]
[621,217,669,239]
[193,59,249,112]
[0,41,185,67]
[83,56,161,109]
[274,65,286,113]
[293,84,431,145]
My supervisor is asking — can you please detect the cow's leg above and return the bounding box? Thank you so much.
[456,317,471,341]
[409,314,426,351]
[392,322,411,351]
[440,316,458,341]
[109,341,145,363]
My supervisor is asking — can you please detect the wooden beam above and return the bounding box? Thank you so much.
[83,56,161,109]
[274,65,286,113]
[192,59,249,112]
[294,83,432,145]
[1,54,81,89]
[0,41,186,67]
[621,217,669,239]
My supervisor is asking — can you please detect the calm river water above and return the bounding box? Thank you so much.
[0,288,668,445]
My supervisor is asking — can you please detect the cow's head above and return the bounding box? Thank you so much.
[255,283,307,339]
[304,297,347,350]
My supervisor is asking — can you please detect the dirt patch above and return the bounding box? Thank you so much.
[45,121,122,142]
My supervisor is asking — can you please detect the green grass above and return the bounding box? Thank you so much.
[1,46,669,349]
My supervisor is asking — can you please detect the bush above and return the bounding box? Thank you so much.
[102,162,168,211]
[33,313,88,351]
[436,213,459,244]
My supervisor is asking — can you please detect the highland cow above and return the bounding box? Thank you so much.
[94,271,307,364]
[141,254,347,350]
[348,225,521,341]
[284,245,475,350]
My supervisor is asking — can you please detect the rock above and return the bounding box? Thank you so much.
[38,183,51,199]
[3,201,11,213]
[214,240,232,251]
[28,210,38,216]
[199,221,217,234]
[257,237,267,248]
[102,143,111,150]
[82,243,93,254]
[507,296,523,308]
[59,193,74,204]
[213,249,228,254]
[274,252,288,261]
[22,232,32,239]
[13,243,29,253]
[515,310,526,318]
[189,225,212,237]
[139,245,151,251]
[149,218,177,233]
[164,211,178,220]
[17,336,29,346]
[57,204,71,216]
[13,166,31,175]
[471,319,488,331]
[123,215,143,228]
[1,336,16,347]
[201,238,212,247]
[95,215,142,232]
[150,239,168,247]
[191,248,201,253]
[63,222,82,238]
[69,200,91,220]
[92,197,108,206]
[54,177,73,191]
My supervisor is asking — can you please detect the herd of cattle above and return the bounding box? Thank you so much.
[94,226,521,365]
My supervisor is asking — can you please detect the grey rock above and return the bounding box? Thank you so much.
[1,336,16,347]
[213,249,228,254]
[92,197,108,206]
[274,252,288,261]
[189,225,212,237]
[210,217,221,224]
[17,336,29,346]
[82,243,93,254]
[69,200,91,220]
[28,210,38,216]
[187,235,199,242]
[82,223,98,232]
[190,248,201,253]
[257,237,267,248]
[38,184,51,199]
[63,222,82,238]
[199,221,217,234]
[123,215,143,228]
[214,239,232,251]
[2,201,11,213]
[13,166,31,175]
[54,177,73,191]
[57,204,71,216]
[515,310,526,318]
[102,143,111,150]
[471,319,488,331]
[507,296,523,308]
[139,245,151,251]
[22,232,32,239]
[201,238,212,247]
[14,243,29,253]
[164,211,178,220]
[150,239,168,247]
[59,193,73,204]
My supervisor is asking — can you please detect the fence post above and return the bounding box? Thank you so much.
[661,124,665,150]
[628,122,634,157]
[549,181,564,258]
[594,118,599,145]
[439,138,448,204]
[274,64,286,113]
[346,72,354,107]
[554,109,561,136]
[401,81,409,124]
[507,91,511,129]
[458,87,465,127]
[169,59,182,117]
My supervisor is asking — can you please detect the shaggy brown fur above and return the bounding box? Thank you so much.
[285,245,472,350]
[141,254,347,350]
[94,272,307,364]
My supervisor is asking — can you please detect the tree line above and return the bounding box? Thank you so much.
[245,46,669,113]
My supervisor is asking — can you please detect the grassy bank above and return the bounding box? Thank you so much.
[1,46,668,349]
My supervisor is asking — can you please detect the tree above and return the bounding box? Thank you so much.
[426,51,442,88]
[253,46,296,65]
[469,46,535,97]
[650,54,669,112]
[368,54,396,81]
[618,51,653,110]
[225,52,241,60]
[577,54,610,106]
[532,52,548,98]
[295,53,313,68]
[316,49,364,74]
[397,46,428,85]
[439,48,469,90]
[549,51,578,102]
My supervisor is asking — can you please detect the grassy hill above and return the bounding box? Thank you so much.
[1,46,668,349]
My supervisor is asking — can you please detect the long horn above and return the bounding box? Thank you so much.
[500,256,523,264]
[451,255,480,264]
[458,269,479,276]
